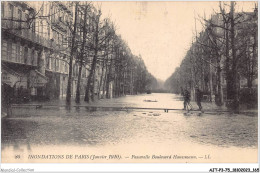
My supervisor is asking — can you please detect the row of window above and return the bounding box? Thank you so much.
[2,2,97,52]
[2,2,70,49]
[52,30,69,48]
[46,56,68,74]
[50,3,72,48]
[45,56,88,78]
[51,3,72,24]
[2,2,35,32]
[2,38,89,79]
[2,40,38,66]
[2,39,76,76]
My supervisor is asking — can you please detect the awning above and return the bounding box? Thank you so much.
[29,70,48,87]
[1,64,27,87]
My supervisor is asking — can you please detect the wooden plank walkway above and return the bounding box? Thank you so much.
[11,104,230,113]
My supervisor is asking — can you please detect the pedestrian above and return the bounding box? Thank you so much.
[195,85,203,111]
[183,89,192,111]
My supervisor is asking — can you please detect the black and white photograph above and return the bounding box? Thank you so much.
[1,0,259,172]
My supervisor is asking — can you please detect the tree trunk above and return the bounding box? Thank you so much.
[114,50,120,97]
[102,55,109,97]
[230,1,239,113]
[75,60,83,103]
[247,45,253,88]
[216,61,223,106]
[91,67,96,102]
[98,42,109,99]
[85,54,97,102]
[190,48,196,101]
[84,73,91,102]
[102,69,107,98]
[66,2,78,106]
[224,20,232,102]
[76,5,88,104]
[209,58,213,102]
[98,56,105,99]
[122,70,125,95]
[106,56,113,98]
[84,15,99,102]
[248,26,258,89]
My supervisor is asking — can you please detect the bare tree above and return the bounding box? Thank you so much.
[66,2,78,105]
[75,2,92,103]
[166,1,258,112]
[84,9,115,102]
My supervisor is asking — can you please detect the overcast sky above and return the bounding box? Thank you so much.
[98,1,256,81]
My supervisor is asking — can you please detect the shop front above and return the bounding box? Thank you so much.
[29,70,48,101]
[1,65,28,104]
[45,71,61,99]
[2,63,48,104]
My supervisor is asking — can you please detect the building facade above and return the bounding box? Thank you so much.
[1,1,91,105]
[1,2,49,104]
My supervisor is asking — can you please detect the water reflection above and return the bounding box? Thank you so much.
[1,93,258,155]
[1,118,34,152]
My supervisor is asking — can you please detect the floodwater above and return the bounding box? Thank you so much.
[1,93,258,163]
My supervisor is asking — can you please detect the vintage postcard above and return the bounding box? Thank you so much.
[1,0,259,172]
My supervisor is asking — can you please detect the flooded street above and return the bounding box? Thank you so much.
[1,93,258,163]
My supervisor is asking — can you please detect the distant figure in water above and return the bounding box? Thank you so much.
[195,85,203,111]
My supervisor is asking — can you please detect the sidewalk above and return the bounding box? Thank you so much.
[193,101,257,116]
[189,101,228,111]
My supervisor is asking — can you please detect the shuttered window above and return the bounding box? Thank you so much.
[51,57,55,71]
[16,43,20,63]
[2,40,8,60]
[8,4,14,28]
[24,13,29,30]
[18,9,22,30]
[2,3,4,18]
[20,45,24,63]
[56,58,59,72]
[34,50,38,66]
[24,47,28,64]
[31,49,35,65]
[27,48,32,65]
[7,41,12,61]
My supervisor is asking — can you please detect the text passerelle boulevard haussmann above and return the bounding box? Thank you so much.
[131,155,197,159]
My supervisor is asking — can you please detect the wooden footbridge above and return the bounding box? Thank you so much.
[10,104,230,114]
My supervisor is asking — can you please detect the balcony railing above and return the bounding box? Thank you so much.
[2,20,70,54]
[2,20,52,48]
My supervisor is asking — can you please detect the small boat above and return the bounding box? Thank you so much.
[143,99,158,102]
